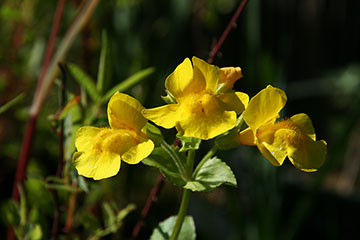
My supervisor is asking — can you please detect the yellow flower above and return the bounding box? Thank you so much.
[142,56,249,140]
[238,85,327,172]
[73,92,154,180]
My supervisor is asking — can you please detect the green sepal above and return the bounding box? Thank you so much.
[184,157,237,192]
[177,134,201,152]
[142,147,187,187]
[150,215,196,240]
[143,122,164,146]
[215,129,241,150]
[161,89,177,104]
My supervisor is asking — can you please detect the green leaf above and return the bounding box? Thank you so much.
[103,202,116,230]
[0,93,25,114]
[102,67,155,102]
[177,134,201,152]
[150,215,196,240]
[143,123,164,146]
[142,147,187,187]
[68,63,101,102]
[184,157,237,192]
[97,30,111,94]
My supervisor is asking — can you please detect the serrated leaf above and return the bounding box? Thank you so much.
[150,215,196,240]
[184,157,237,192]
[177,134,201,152]
[97,30,111,94]
[142,147,186,187]
[102,67,155,102]
[68,63,100,102]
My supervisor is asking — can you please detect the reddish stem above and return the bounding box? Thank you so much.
[11,0,66,202]
[35,0,66,97]
[131,174,165,239]
[208,0,249,64]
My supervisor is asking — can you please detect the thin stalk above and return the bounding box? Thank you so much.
[169,150,195,240]
[11,0,100,201]
[160,140,187,179]
[208,0,249,64]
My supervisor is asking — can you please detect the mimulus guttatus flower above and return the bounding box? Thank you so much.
[238,85,327,172]
[73,92,154,180]
[142,56,249,140]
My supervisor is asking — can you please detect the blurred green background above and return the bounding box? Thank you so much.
[1,0,360,239]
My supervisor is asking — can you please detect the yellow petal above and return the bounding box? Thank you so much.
[257,143,284,167]
[290,113,316,140]
[288,138,327,172]
[238,127,256,146]
[243,85,287,133]
[107,92,147,132]
[165,58,202,100]
[175,95,236,140]
[220,67,242,90]
[122,139,155,164]
[73,151,121,180]
[75,126,103,152]
[192,56,219,94]
[218,91,249,114]
[142,104,179,129]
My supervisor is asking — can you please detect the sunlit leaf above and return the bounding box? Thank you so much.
[142,147,187,187]
[184,157,237,192]
[177,134,201,152]
[150,215,196,240]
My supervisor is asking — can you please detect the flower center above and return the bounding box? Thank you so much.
[257,120,306,148]
[93,129,139,155]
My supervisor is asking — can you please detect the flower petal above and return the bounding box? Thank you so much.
[142,104,179,129]
[192,56,219,94]
[73,151,121,180]
[290,113,316,140]
[238,127,256,146]
[243,85,287,133]
[107,92,147,132]
[122,139,155,164]
[176,109,237,140]
[218,91,249,114]
[220,67,242,90]
[75,126,103,152]
[257,143,285,167]
[165,58,202,99]
[288,138,327,172]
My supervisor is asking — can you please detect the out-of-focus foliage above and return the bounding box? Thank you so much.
[0,0,359,239]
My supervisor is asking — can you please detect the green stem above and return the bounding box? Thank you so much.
[192,145,218,178]
[170,150,195,240]
[160,140,187,178]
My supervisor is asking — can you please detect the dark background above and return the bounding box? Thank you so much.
[1,0,359,239]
